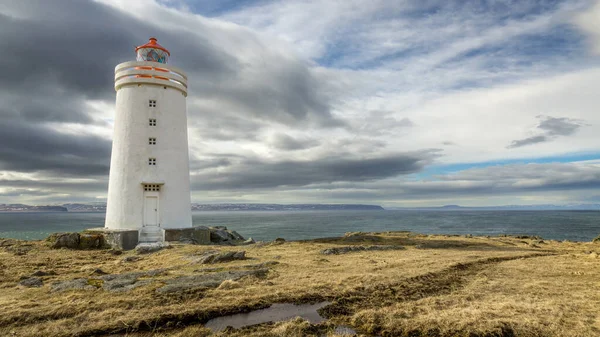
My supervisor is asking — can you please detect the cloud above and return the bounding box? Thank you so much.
[538,116,585,136]
[575,0,600,55]
[192,150,439,190]
[0,0,598,206]
[508,115,585,148]
[270,133,321,151]
[507,135,548,148]
[0,121,111,176]
[0,0,342,188]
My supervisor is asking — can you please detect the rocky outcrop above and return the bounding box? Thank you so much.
[321,245,405,255]
[208,226,248,244]
[51,269,167,293]
[197,251,246,264]
[19,277,43,288]
[156,269,268,293]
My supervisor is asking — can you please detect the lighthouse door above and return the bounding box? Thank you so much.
[144,196,159,226]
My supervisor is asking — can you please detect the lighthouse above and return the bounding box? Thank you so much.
[104,38,192,243]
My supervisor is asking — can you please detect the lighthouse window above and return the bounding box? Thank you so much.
[148,158,156,166]
[143,184,161,192]
[149,119,156,126]
[149,137,156,145]
[149,100,156,107]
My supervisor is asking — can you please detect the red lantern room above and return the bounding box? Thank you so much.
[135,37,170,64]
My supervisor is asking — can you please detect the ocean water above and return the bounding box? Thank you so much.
[0,210,598,242]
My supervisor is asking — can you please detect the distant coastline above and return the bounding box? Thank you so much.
[2,202,600,213]
[0,203,384,213]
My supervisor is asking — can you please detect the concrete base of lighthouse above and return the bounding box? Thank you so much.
[84,228,139,250]
[85,226,211,250]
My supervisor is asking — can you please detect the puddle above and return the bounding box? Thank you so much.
[205,302,331,331]
[333,326,358,335]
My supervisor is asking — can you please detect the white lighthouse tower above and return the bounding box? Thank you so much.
[105,38,192,243]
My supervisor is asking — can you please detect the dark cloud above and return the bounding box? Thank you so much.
[270,133,320,151]
[0,121,111,176]
[190,157,232,171]
[507,135,548,148]
[538,116,584,136]
[288,162,600,201]
[507,115,585,149]
[0,178,107,193]
[192,151,438,190]
[0,0,341,188]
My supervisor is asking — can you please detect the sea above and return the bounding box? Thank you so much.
[0,210,599,242]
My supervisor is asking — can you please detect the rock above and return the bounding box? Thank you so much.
[198,251,246,264]
[230,231,245,241]
[91,269,108,275]
[274,238,286,243]
[19,277,43,288]
[210,229,231,243]
[239,261,279,269]
[194,261,278,273]
[156,269,268,293]
[51,269,166,292]
[109,249,123,256]
[50,233,80,249]
[31,270,56,277]
[321,245,405,255]
[0,239,16,247]
[79,234,106,249]
[122,256,141,263]
[135,242,170,254]
[51,279,92,292]
[241,237,256,245]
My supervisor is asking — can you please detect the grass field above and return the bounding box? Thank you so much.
[1,232,599,336]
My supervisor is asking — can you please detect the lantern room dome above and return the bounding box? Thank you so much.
[135,37,170,64]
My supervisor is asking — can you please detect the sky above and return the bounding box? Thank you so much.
[0,0,600,207]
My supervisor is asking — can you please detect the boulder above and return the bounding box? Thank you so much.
[230,231,245,241]
[19,277,43,288]
[210,229,231,243]
[50,233,80,249]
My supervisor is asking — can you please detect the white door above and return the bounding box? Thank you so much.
[144,196,159,226]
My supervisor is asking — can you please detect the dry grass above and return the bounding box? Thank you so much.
[0,232,598,336]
